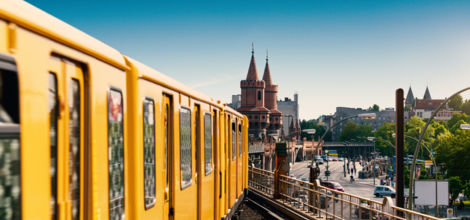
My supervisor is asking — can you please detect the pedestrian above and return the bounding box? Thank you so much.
[351,168,353,174]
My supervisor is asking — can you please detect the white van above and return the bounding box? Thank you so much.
[374,186,396,198]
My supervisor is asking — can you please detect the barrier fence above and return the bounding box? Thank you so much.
[248,167,439,220]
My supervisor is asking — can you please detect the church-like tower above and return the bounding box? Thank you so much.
[262,52,282,135]
[238,47,270,138]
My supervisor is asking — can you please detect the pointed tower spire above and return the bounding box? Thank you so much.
[262,49,272,85]
[405,86,415,105]
[423,86,431,100]
[246,43,259,81]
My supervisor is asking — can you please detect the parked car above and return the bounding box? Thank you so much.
[314,156,324,164]
[320,181,344,192]
[307,161,312,167]
[321,155,328,161]
[374,185,395,198]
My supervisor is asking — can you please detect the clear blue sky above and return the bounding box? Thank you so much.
[26,0,470,119]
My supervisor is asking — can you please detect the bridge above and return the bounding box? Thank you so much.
[323,142,375,159]
[243,167,439,220]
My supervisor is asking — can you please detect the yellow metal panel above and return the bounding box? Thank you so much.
[0,20,7,53]
[0,0,127,70]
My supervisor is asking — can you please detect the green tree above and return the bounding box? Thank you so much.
[464,182,470,200]
[449,176,463,205]
[462,100,470,115]
[374,122,395,156]
[300,119,332,141]
[448,94,463,111]
[404,116,435,155]
[339,121,373,142]
[447,113,470,131]
[404,165,410,188]
[435,128,470,181]
[368,104,380,111]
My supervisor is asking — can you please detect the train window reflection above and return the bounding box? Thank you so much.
[204,113,212,175]
[108,89,125,220]
[180,108,192,189]
[143,98,156,209]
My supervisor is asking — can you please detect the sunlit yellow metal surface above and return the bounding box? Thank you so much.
[0,1,249,219]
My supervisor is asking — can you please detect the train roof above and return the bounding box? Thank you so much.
[0,0,127,70]
[125,56,226,109]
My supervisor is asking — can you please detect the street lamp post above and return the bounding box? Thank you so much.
[408,87,470,211]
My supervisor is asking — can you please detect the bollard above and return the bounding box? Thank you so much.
[274,142,288,199]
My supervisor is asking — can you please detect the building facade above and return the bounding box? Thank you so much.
[405,86,460,122]
[237,48,282,139]
[332,107,395,141]
[278,93,299,137]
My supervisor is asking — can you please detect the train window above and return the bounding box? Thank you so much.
[180,108,192,189]
[204,113,212,175]
[143,98,156,209]
[232,122,236,160]
[0,54,21,220]
[108,89,125,219]
[49,73,58,220]
[69,79,81,220]
[238,123,242,157]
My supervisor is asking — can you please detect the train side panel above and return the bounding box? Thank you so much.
[10,19,129,220]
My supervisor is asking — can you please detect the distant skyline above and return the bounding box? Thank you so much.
[26,0,470,119]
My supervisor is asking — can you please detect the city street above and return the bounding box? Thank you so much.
[290,160,383,202]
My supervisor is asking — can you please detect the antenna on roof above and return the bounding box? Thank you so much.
[251,42,254,55]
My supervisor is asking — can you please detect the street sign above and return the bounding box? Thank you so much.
[447,208,453,218]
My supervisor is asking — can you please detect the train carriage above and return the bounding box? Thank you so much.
[0,0,248,219]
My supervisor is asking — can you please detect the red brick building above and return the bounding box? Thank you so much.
[237,48,282,139]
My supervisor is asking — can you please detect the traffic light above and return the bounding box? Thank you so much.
[325,170,331,176]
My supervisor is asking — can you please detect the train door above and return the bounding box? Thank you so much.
[163,95,173,220]
[48,56,86,220]
[194,104,201,220]
[213,110,220,220]
[237,120,242,196]
[229,119,236,208]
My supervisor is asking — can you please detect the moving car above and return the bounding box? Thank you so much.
[314,156,324,164]
[374,186,396,198]
[320,181,344,192]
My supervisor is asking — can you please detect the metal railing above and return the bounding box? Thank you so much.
[248,167,439,220]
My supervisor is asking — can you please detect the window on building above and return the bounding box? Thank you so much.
[257,91,261,100]
[108,89,125,219]
[180,108,192,189]
[143,98,156,209]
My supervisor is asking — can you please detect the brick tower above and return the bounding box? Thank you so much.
[262,53,282,135]
[238,47,270,139]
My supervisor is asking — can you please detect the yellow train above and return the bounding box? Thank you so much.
[0,1,248,219]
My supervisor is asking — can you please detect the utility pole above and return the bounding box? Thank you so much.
[395,89,405,209]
